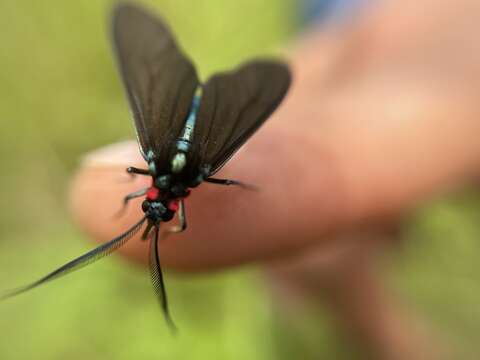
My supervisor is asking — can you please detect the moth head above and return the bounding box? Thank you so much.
[142,200,174,222]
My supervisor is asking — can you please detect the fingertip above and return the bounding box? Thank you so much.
[67,126,325,271]
[69,141,150,264]
[80,140,143,167]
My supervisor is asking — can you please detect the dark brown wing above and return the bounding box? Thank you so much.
[190,60,291,175]
[112,4,199,167]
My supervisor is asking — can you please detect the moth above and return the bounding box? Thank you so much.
[1,3,291,330]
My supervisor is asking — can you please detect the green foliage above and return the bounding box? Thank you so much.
[1,1,480,359]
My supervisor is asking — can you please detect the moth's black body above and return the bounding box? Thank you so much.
[1,3,291,330]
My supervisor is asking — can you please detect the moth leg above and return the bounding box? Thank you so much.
[114,187,148,218]
[205,177,258,191]
[118,166,150,183]
[168,200,187,234]
[126,166,150,176]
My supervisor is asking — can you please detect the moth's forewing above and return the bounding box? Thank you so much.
[112,4,199,168]
[191,61,291,175]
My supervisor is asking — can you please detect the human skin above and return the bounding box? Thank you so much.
[70,0,480,358]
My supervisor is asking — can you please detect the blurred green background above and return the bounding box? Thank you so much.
[0,1,479,359]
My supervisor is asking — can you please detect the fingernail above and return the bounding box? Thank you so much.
[81,140,143,167]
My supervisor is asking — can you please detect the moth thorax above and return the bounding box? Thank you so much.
[176,138,191,153]
[171,152,186,173]
[155,174,172,189]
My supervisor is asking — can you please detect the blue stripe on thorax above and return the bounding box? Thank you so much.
[176,88,202,153]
